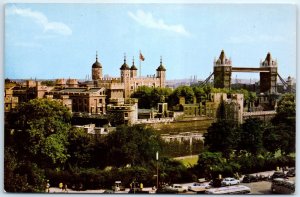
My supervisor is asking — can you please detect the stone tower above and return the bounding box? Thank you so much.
[130,57,138,78]
[156,57,166,87]
[287,76,293,93]
[92,52,102,80]
[120,55,131,98]
[213,50,232,89]
[260,52,277,93]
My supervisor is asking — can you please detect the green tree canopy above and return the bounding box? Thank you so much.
[204,120,240,159]
[274,94,295,121]
[11,98,71,168]
[105,125,162,167]
[66,127,95,168]
[131,86,172,109]
[169,85,195,107]
[239,118,264,155]
[264,94,296,155]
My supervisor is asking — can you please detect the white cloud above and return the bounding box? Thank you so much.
[128,10,191,37]
[7,6,72,36]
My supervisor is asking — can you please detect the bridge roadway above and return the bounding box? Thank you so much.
[232,67,271,73]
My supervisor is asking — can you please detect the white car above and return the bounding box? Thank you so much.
[188,182,211,192]
[221,177,240,186]
[165,184,187,193]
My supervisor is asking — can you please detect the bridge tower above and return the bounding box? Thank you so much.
[213,50,232,89]
[259,52,278,93]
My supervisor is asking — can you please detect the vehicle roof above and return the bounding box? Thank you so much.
[206,185,250,194]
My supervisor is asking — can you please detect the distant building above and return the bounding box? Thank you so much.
[4,80,54,112]
[176,92,244,123]
[107,98,138,125]
[46,87,106,114]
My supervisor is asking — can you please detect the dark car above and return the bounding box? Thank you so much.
[209,178,222,187]
[286,168,295,177]
[271,172,286,180]
[242,174,259,183]
[156,186,178,194]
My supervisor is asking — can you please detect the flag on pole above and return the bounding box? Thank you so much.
[156,151,159,161]
[139,52,145,61]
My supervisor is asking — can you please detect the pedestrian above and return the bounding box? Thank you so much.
[45,180,50,193]
[63,183,68,193]
[59,182,63,191]
[140,182,143,191]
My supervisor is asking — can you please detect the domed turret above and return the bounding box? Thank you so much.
[156,57,166,71]
[156,56,166,87]
[130,57,137,78]
[130,59,138,70]
[92,53,102,68]
[120,54,130,70]
[92,52,103,80]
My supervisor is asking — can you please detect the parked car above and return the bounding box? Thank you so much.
[164,184,187,193]
[242,174,259,183]
[271,178,295,194]
[258,174,269,181]
[286,168,295,177]
[188,182,211,193]
[221,177,240,186]
[209,178,222,188]
[271,172,286,180]
[112,181,125,191]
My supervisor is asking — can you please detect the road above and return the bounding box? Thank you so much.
[48,170,295,194]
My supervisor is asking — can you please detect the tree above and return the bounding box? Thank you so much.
[239,118,264,155]
[274,94,295,121]
[66,127,95,168]
[196,151,224,179]
[192,86,205,103]
[195,151,240,179]
[131,86,172,109]
[169,86,195,107]
[204,120,240,159]
[131,86,152,108]
[105,125,162,167]
[263,94,296,155]
[9,98,71,168]
[158,157,190,184]
[5,149,46,192]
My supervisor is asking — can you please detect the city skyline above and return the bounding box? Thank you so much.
[5,3,296,80]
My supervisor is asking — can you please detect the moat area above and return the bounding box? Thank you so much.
[150,118,214,135]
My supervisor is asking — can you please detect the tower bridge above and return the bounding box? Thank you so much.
[201,50,294,94]
[231,67,271,73]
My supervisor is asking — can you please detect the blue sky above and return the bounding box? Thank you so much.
[5,3,296,80]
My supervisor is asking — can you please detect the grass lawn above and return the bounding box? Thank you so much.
[175,155,198,167]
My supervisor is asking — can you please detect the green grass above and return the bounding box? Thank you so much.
[175,155,198,167]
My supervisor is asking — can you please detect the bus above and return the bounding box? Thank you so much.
[271,178,295,194]
[205,185,251,194]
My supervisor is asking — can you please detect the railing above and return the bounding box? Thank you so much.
[135,117,174,124]
[243,111,276,116]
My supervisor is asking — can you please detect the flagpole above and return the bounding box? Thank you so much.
[139,50,141,77]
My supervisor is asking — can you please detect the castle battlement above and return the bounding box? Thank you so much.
[98,77,121,81]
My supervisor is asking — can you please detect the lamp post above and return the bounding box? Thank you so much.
[156,151,159,190]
